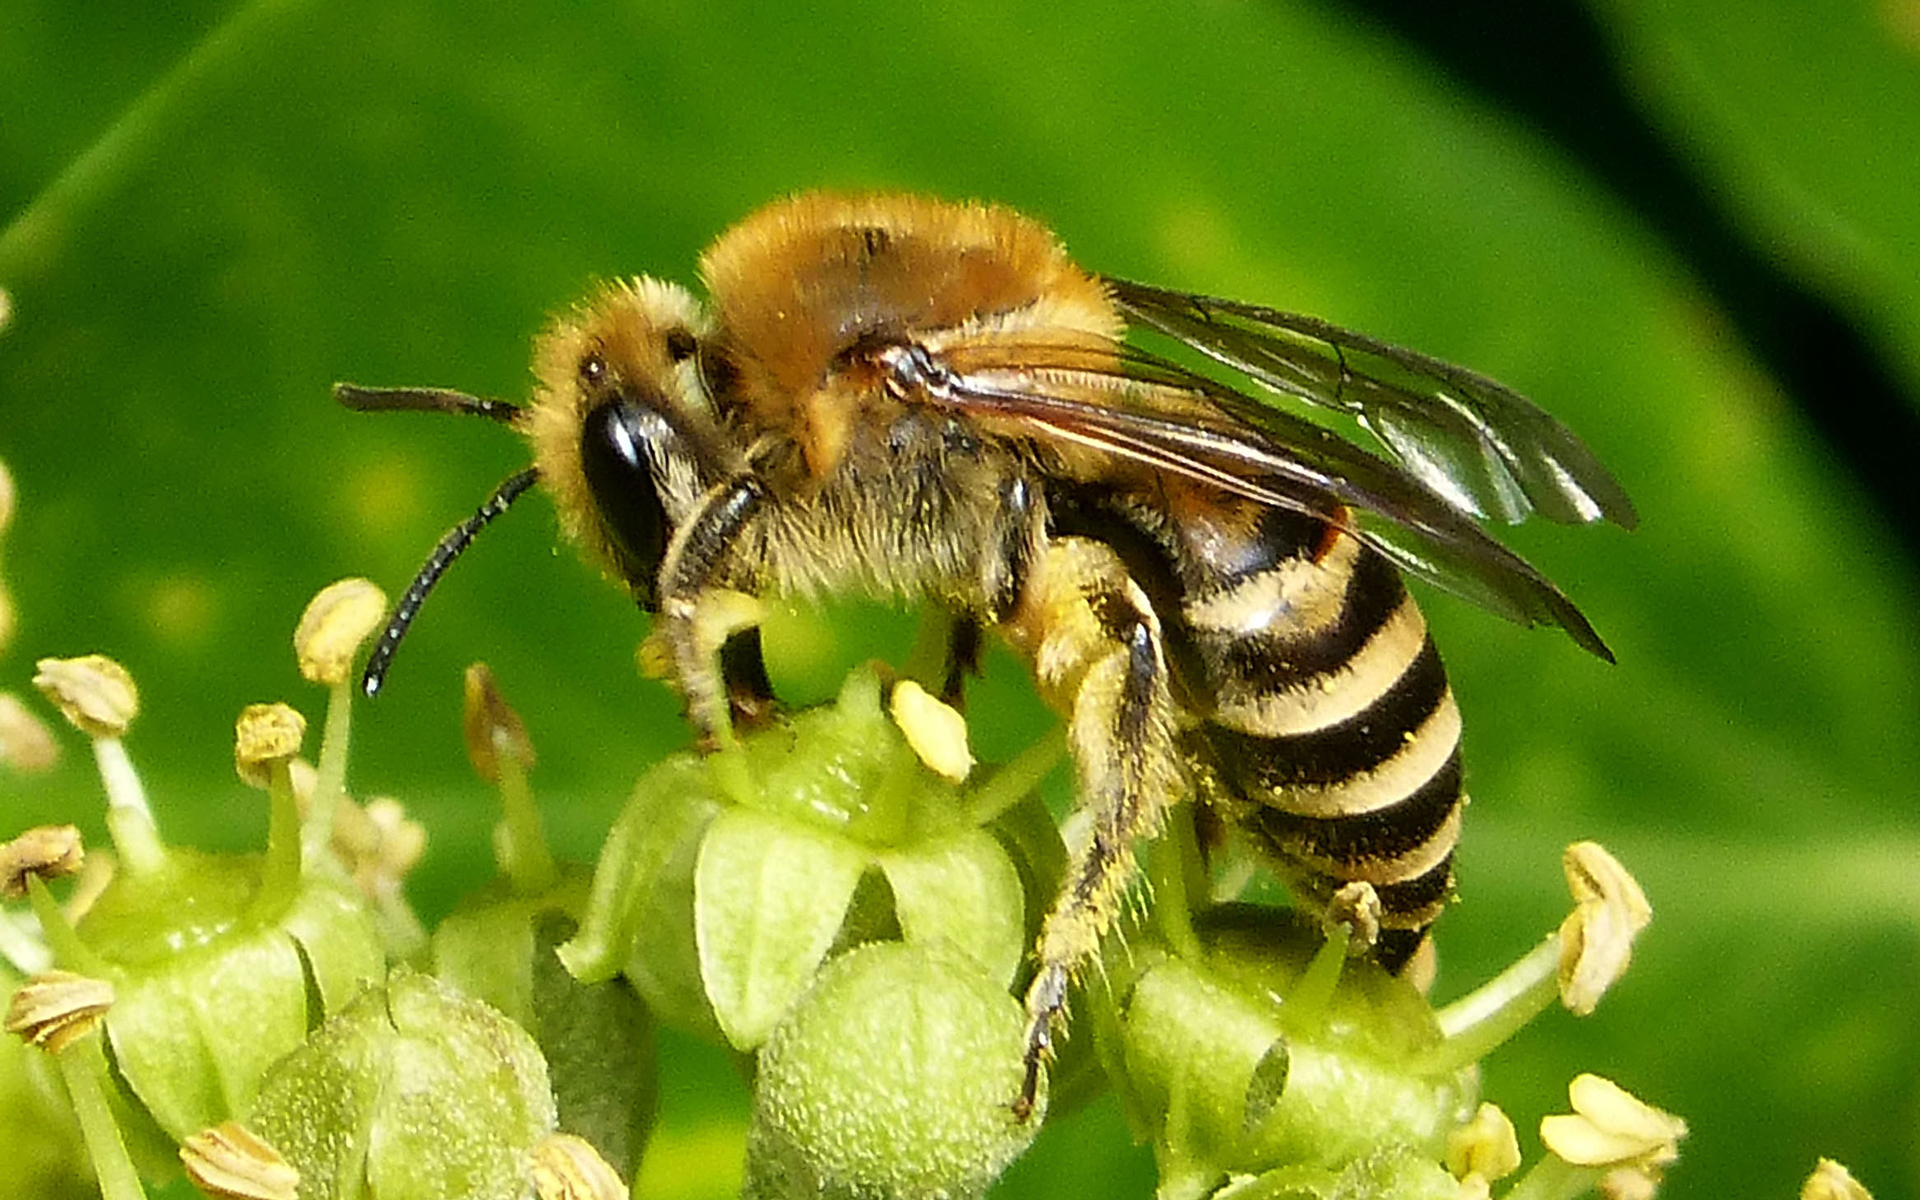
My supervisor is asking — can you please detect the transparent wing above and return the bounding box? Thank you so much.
[923,338,1616,661]
[1104,277,1637,531]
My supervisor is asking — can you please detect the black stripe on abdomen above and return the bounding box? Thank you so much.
[1207,639,1450,791]
[1249,747,1462,877]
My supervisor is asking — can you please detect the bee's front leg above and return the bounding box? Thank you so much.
[1008,540,1183,1120]
[655,476,768,746]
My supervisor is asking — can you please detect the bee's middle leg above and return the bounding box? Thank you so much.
[940,616,985,707]
[1012,559,1181,1119]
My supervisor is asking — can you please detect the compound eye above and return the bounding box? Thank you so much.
[580,351,608,386]
[579,400,672,606]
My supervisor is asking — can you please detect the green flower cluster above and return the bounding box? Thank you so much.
[1,462,1841,1200]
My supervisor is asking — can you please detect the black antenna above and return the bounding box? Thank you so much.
[334,382,524,424]
[361,468,541,698]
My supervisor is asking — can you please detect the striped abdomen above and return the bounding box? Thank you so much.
[1180,511,1463,969]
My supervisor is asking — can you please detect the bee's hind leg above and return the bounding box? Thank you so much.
[1008,539,1183,1120]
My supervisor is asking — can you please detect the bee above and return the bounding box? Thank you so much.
[338,192,1634,1118]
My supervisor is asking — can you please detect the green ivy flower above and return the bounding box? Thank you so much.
[240,967,558,1200]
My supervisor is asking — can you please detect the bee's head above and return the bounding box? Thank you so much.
[526,278,729,609]
[337,279,727,697]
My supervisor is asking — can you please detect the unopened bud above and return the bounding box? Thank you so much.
[463,663,535,784]
[1558,842,1653,1015]
[746,942,1038,1200]
[181,1121,300,1200]
[1,824,83,898]
[235,703,307,788]
[889,679,973,782]
[33,654,138,738]
[0,692,58,771]
[294,578,388,686]
[530,1133,629,1200]
[5,969,115,1054]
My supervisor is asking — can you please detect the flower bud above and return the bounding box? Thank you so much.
[234,703,307,788]
[436,897,656,1179]
[33,654,138,738]
[246,968,556,1200]
[294,578,388,686]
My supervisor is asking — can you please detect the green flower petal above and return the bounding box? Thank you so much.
[696,807,867,1051]
[878,829,1026,987]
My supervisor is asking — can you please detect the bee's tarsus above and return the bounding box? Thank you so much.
[1014,963,1069,1123]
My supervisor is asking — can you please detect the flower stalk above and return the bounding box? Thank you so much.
[234,703,308,923]
[294,578,387,862]
[7,974,146,1200]
[1421,843,1650,1076]
[463,663,554,895]
[57,1029,149,1200]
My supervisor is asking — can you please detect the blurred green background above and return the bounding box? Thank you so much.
[3,1,1918,1197]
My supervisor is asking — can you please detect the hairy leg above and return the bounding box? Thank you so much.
[1005,538,1183,1119]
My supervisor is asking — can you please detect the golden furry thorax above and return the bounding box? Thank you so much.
[518,192,1122,588]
